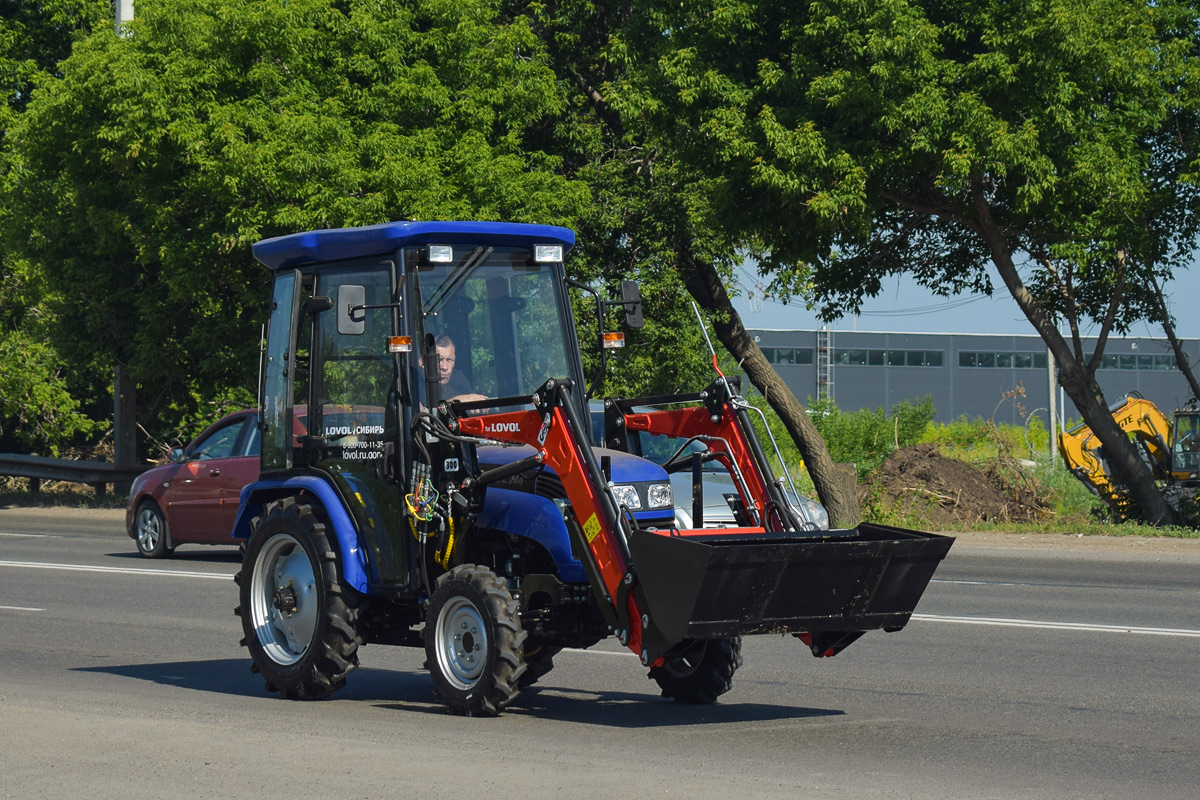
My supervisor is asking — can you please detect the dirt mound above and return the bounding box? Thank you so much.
[865,443,1049,527]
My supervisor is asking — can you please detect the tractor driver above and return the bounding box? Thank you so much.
[425,335,487,405]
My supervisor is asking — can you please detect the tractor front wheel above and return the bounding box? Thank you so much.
[648,636,743,704]
[425,564,527,716]
[235,497,363,700]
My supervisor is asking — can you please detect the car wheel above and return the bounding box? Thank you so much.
[235,497,364,700]
[134,500,174,559]
[425,564,527,716]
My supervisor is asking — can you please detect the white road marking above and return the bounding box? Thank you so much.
[0,605,45,612]
[0,560,232,581]
[1,561,1194,639]
[0,531,62,538]
[914,613,1200,638]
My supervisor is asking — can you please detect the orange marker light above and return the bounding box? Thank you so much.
[601,332,625,350]
[388,336,413,353]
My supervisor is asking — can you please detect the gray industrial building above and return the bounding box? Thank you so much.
[747,328,1200,426]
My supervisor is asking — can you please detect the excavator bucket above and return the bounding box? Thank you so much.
[629,523,953,661]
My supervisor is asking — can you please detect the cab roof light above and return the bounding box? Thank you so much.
[602,332,625,350]
[534,244,563,263]
[388,336,413,353]
[428,245,454,263]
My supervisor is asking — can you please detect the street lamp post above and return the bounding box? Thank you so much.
[116,0,134,35]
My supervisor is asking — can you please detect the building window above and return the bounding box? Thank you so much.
[761,347,814,365]
[960,351,1048,369]
[833,348,944,367]
[1092,352,1176,371]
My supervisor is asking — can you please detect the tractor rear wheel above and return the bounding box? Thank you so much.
[425,564,527,716]
[235,497,363,700]
[648,636,743,704]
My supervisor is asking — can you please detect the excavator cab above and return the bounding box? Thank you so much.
[1171,410,1200,479]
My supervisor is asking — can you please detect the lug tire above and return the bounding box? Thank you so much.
[134,500,174,558]
[648,636,743,704]
[425,564,527,716]
[234,497,363,700]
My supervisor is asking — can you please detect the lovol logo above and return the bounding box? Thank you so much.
[485,422,522,434]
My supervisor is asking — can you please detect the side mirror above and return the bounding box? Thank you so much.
[621,280,643,329]
[168,447,185,463]
[336,286,364,335]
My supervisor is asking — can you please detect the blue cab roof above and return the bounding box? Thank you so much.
[252,220,576,270]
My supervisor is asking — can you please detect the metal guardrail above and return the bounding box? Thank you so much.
[0,453,147,494]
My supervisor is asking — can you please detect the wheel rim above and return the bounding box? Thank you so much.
[434,596,488,690]
[136,508,161,553]
[250,533,318,666]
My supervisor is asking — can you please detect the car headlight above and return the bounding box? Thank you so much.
[647,483,673,509]
[806,499,830,530]
[610,484,641,510]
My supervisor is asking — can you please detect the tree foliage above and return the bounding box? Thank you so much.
[6,0,587,448]
[0,1,109,454]
[564,0,1200,524]
[4,0,1200,529]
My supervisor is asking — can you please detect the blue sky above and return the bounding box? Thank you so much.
[730,262,1200,340]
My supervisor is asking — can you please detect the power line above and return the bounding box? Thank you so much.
[734,265,1009,318]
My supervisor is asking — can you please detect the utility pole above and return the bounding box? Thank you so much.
[1047,346,1057,461]
[116,0,134,35]
[114,364,137,495]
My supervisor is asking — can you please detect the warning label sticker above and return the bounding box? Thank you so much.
[583,514,602,543]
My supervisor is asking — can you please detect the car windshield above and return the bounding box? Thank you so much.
[589,406,715,469]
[636,431,711,468]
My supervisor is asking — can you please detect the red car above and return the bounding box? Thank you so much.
[126,410,261,558]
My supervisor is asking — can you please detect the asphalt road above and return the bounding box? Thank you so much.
[2,508,1198,799]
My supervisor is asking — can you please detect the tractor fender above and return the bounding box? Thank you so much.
[232,476,372,592]
[476,487,586,583]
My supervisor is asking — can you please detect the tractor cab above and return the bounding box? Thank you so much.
[245,221,662,596]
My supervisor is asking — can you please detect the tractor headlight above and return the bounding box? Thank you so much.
[647,483,673,509]
[610,484,641,510]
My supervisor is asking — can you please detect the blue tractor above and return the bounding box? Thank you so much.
[233,220,952,716]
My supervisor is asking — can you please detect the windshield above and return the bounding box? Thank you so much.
[1176,412,1200,473]
[589,404,713,469]
[418,251,573,400]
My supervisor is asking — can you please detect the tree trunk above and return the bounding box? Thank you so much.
[680,253,862,527]
[970,197,1175,525]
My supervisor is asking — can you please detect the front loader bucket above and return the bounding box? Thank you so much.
[629,523,952,661]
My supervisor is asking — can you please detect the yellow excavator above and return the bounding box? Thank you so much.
[1059,392,1200,514]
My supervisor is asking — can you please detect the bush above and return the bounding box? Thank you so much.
[807,395,936,481]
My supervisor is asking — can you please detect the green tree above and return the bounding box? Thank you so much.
[7,0,587,448]
[0,1,109,454]
[524,0,863,525]
[541,0,1200,526]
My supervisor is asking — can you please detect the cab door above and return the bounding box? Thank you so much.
[306,262,412,590]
